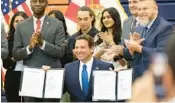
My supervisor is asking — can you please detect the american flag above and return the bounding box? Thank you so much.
[1,0,32,25]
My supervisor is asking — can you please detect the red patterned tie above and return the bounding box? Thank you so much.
[36,19,41,32]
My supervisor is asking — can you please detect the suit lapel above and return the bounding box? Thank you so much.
[88,58,98,98]
[73,61,85,97]
[144,17,159,40]
[28,17,34,35]
[41,15,50,37]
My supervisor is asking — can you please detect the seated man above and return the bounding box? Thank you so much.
[64,34,114,102]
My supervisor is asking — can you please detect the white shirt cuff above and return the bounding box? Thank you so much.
[26,46,33,55]
[40,41,46,50]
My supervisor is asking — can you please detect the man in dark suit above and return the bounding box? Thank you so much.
[13,0,65,102]
[71,6,99,39]
[64,35,113,102]
[122,0,174,80]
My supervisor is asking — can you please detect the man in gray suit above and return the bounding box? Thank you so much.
[122,0,139,40]
[13,0,65,102]
[113,0,139,67]
[1,23,8,59]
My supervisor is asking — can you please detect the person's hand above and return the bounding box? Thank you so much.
[35,30,43,46]
[101,50,116,61]
[99,31,115,46]
[130,33,145,45]
[42,65,51,71]
[128,70,157,102]
[29,34,38,50]
[111,45,124,56]
[125,39,143,53]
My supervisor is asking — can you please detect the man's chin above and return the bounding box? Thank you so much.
[139,19,150,27]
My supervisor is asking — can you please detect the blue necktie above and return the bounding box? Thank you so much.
[141,27,148,38]
[82,64,89,96]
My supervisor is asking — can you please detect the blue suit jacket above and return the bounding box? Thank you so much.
[123,16,174,80]
[64,58,113,102]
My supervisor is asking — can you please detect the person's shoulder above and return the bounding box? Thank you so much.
[95,59,112,67]
[64,60,79,69]
[159,17,172,27]
[156,17,174,31]
[71,31,80,38]
[47,16,61,23]
[95,59,113,70]
[124,16,133,23]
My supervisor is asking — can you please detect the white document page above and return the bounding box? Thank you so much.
[19,68,45,98]
[14,60,23,71]
[44,69,64,98]
[93,71,116,101]
[117,69,132,100]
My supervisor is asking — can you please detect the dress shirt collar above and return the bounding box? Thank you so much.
[145,17,156,30]
[33,15,46,31]
[80,56,94,72]
[33,15,45,24]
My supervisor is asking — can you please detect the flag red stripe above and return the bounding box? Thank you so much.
[12,8,18,14]
[65,2,79,23]
[21,2,32,16]
[4,14,10,25]
[93,0,99,4]
[85,0,91,5]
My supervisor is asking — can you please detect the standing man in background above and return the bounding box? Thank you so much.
[13,0,65,102]
[123,0,174,80]
[72,6,99,39]
[122,0,139,40]
[112,0,174,81]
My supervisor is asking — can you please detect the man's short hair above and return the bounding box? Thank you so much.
[76,34,94,48]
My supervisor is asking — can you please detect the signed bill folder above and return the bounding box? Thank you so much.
[92,69,132,101]
[19,67,64,99]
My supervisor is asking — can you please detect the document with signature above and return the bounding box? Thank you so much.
[117,69,132,100]
[44,70,64,98]
[19,67,64,98]
[92,70,116,101]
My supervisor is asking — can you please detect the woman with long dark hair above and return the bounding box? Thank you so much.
[4,11,28,102]
[94,7,126,70]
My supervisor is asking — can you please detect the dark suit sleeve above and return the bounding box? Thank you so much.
[13,23,29,61]
[43,20,65,58]
[1,23,9,59]
[142,25,174,58]
[123,47,135,61]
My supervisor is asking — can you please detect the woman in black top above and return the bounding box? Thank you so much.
[4,11,28,102]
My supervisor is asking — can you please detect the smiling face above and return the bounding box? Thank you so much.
[74,39,93,63]
[30,0,47,18]
[128,0,139,17]
[138,0,158,26]
[102,11,115,29]
[13,16,25,29]
[77,11,93,32]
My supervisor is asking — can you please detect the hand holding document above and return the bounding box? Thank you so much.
[92,70,116,101]
[19,67,64,99]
